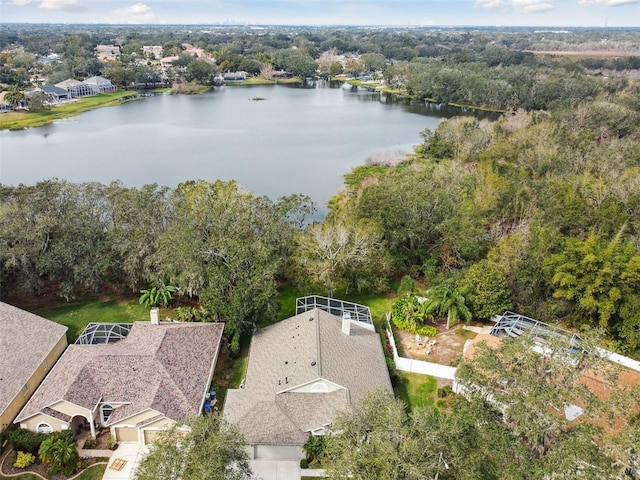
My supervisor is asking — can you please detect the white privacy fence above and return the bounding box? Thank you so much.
[385,314,457,380]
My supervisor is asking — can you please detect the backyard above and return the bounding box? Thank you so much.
[394,321,478,366]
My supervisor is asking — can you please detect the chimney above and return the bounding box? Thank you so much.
[150,307,160,325]
[342,312,351,336]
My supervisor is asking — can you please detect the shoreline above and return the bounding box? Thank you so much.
[1,79,503,132]
[0,90,154,131]
[345,79,507,114]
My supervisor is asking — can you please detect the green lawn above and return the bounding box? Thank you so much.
[395,371,438,410]
[30,297,151,343]
[73,463,107,480]
[0,91,141,131]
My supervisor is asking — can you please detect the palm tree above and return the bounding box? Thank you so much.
[139,283,177,308]
[38,432,79,476]
[4,85,26,110]
[423,285,472,329]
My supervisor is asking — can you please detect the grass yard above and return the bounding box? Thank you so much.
[395,371,439,410]
[0,91,141,130]
[30,297,151,343]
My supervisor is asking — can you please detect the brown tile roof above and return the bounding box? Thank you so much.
[224,308,392,445]
[0,302,68,419]
[16,322,224,425]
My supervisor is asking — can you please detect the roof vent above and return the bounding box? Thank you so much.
[309,317,314,321]
[311,361,317,366]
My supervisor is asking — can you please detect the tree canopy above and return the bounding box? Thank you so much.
[134,414,251,480]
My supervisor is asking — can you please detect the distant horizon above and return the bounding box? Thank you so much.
[2,22,640,29]
[1,1,639,28]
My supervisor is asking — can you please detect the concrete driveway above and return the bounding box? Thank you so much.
[249,460,301,480]
[102,443,147,480]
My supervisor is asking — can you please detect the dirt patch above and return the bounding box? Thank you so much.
[395,320,475,366]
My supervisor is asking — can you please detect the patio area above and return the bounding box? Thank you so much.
[396,324,487,365]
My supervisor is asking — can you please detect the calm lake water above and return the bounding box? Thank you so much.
[0,83,488,209]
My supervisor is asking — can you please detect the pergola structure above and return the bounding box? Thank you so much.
[296,295,373,327]
[75,323,132,345]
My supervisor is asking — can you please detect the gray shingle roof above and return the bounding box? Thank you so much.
[16,321,224,425]
[224,308,392,445]
[0,302,68,419]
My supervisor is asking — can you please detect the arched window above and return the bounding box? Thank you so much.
[37,423,53,434]
[310,382,328,393]
[102,404,114,424]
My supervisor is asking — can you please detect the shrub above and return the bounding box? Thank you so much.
[105,434,117,450]
[397,275,416,295]
[300,458,308,469]
[13,451,36,468]
[390,295,438,337]
[9,429,47,455]
[229,331,241,358]
[39,431,79,476]
[83,436,97,449]
[437,385,454,398]
[435,399,447,409]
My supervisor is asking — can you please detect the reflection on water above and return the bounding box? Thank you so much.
[0,84,498,209]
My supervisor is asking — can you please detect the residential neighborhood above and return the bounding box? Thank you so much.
[1,19,640,480]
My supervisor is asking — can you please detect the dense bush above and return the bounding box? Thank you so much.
[105,434,117,450]
[390,296,438,337]
[8,429,47,455]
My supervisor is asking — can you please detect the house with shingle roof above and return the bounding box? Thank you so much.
[16,319,224,446]
[0,302,68,432]
[223,308,392,460]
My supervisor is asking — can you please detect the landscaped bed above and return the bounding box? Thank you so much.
[0,449,107,480]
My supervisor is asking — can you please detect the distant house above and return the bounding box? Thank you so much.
[56,78,97,98]
[37,85,70,103]
[160,56,179,68]
[142,45,163,59]
[82,76,116,93]
[224,306,392,460]
[272,70,292,78]
[223,71,248,81]
[95,44,120,62]
[16,316,224,446]
[0,303,68,432]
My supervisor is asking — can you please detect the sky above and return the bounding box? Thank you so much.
[0,0,638,27]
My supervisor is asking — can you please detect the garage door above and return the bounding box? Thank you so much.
[115,427,138,442]
[143,429,161,445]
[254,444,304,460]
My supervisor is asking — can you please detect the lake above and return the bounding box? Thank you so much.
[0,83,487,210]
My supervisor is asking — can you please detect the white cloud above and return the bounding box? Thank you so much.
[110,3,158,23]
[10,0,37,5]
[475,0,555,12]
[39,0,82,11]
[475,0,507,8]
[512,0,555,12]
[579,0,639,5]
